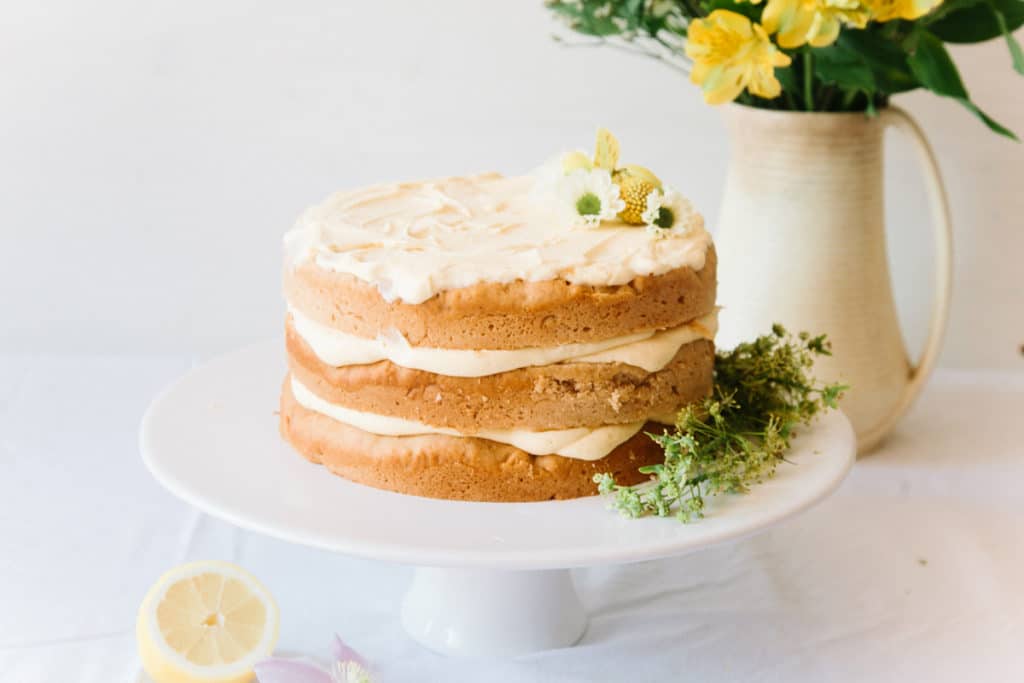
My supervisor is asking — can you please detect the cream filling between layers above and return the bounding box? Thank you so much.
[290,376,660,461]
[289,307,717,377]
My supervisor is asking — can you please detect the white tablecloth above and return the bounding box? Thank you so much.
[1,355,1022,682]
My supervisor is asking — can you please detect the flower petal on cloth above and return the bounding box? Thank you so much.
[331,634,369,669]
[255,658,333,683]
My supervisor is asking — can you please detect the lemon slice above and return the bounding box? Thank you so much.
[137,561,280,683]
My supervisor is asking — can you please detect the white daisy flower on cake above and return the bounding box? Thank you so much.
[642,186,696,238]
[530,150,593,203]
[559,168,625,228]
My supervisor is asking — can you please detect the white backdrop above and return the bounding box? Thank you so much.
[2,0,1022,370]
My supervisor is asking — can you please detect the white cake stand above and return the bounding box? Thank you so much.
[140,340,855,658]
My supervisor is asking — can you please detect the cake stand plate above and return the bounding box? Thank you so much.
[141,340,855,657]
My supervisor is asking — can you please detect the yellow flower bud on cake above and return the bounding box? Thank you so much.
[618,164,661,187]
[561,150,593,174]
[594,127,621,170]
[614,166,663,225]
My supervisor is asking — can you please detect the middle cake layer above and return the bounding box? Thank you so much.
[287,319,714,431]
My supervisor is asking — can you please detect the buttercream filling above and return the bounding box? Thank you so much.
[290,376,658,461]
[289,306,717,377]
[283,173,712,304]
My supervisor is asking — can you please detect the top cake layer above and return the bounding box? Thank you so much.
[284,172,713,305]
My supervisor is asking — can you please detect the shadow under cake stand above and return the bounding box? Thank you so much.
[140,340,855,658]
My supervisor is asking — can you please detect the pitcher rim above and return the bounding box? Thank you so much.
[723,101,889,120]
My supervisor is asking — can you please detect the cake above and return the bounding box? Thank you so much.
[280,160,717,502]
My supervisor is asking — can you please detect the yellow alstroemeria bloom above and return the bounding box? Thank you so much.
[862,0,943,20]
[754,0,869,48]
[685,10,792,105]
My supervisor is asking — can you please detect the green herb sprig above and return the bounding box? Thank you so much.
[595,324,847,523]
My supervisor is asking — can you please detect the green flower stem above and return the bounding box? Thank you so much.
[784,88,797,110]
[841,89,859,110]
[818,85,837,111]
[677,0,703,19]
[803,49,814,111]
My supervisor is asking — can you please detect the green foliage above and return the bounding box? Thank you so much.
[835,27,918,93]
[994,6,1024,74]
[700,0,764,21]
[546,0,688,38]
[906,28,1018,138]
[906,28,969,95]
[909,27,970,94]
[928,0,1024,42]
[814,42,877,93]
[545,0,1021,139]
[547,0,632,36]
[594,325,847,523]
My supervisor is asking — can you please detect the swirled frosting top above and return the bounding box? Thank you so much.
[284,172,712,304]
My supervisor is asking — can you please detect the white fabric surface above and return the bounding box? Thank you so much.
[1,355,1021,682]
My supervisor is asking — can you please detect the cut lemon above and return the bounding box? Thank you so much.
[137,561,280,683]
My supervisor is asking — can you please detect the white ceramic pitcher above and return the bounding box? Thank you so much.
[714,105,952,454]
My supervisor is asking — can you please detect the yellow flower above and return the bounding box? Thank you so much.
[861,0,942,20]
[685,10,792,105]
[755,0,869,48]
[613,166,662,225]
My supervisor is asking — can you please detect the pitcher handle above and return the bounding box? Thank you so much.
[867,107,953,447]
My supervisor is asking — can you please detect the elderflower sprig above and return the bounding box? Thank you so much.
[595,324,847,523]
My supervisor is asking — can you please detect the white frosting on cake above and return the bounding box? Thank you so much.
[290,376,651,460]
[283,173,712,304]
[289,306,717,377]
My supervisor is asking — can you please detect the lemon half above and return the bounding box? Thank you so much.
[137,561,280,683]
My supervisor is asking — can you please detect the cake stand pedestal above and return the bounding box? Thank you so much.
[140,341,856,657]
[401,568,586,656]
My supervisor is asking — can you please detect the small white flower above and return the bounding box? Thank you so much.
[559,168,625,228]
[530,150,592,203]
[331,659,373,683]
[642,186,696,238]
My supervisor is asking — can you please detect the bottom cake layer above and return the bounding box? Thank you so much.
[279,377,668,502]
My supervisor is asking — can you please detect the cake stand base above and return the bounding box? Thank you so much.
[401,567,586,656]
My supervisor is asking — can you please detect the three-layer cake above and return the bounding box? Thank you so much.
[280,172,717,501]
